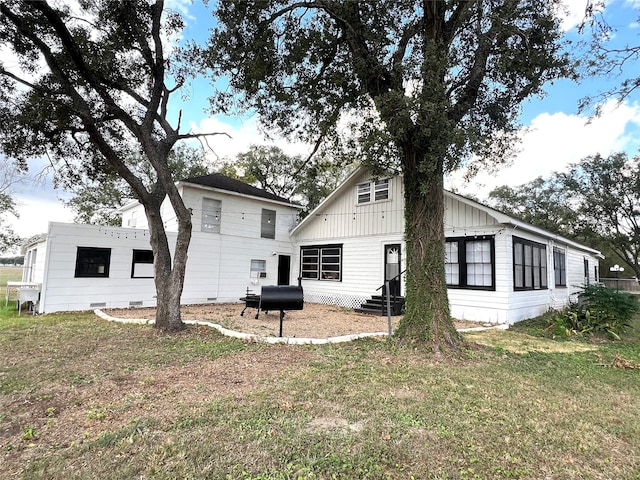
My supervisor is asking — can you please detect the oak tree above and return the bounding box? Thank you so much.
[0,1,213,330]
[206,0,572,350]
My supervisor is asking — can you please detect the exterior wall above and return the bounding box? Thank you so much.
[444,194,500,231]
[22,241,48,284]
[294,234,405,309]
[297,171,405,240]
[445,227,511,324]
[37,214,298,313]
[294,176,602,324]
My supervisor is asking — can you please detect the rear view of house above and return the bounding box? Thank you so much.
[291,167,602,324]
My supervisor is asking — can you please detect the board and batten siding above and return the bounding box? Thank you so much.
[295,172,405,241]
[293,171,601,324]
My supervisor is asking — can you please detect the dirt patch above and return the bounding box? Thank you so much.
[103,302,487,338]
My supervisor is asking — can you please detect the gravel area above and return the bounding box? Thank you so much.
[103,302,487,338]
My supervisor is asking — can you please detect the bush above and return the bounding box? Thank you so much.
[549,284,639,340]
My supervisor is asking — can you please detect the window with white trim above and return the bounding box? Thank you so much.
[202,198,221,233]
[445,237,495,290]
[250,259,266,278]
[356,179,389,204]
[513,237,547,291]
[300,245,342,281]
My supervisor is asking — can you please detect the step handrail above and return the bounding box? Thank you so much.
[375,269,406,336]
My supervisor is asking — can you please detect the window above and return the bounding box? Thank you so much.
[300,245,342,281]
[553,249,566,287]
[202,198,221,233]
[445,237,495,290]
[374,179,389,201]
[131,249,154,278]
[584,258,590,284]
[513,237,547,291]
[250,259,266,278]
[75,247,111,278]
[357,182,371,204]
[261,209,276,239]
[357,179,389,204]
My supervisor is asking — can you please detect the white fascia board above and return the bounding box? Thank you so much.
[177,181,303,210]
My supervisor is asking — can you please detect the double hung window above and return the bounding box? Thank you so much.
[553,249,566,287]
[300,245,342,281]
[513,237,548,290]
[445,236,495,290]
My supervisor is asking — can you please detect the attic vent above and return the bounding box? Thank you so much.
[129,301,143,307]
[90,302,107,308]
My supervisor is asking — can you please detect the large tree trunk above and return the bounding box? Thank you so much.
[146,203,191,331]
[394,151,461,351]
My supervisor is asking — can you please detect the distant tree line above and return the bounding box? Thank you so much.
[0,256,23,266]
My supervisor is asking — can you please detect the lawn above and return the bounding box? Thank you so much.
[0,266,24,304]
[1,306,639,480]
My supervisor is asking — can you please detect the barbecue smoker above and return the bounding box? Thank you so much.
[239,283,304,337]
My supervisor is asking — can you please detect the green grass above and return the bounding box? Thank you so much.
[1,266,24,305]
[0,266,22,288]
[1,307,639,480]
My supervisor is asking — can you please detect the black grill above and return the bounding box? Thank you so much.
[260,285,304,311]
[239,285,304,337]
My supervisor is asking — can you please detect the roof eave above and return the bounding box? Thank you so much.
[178,181,303,210]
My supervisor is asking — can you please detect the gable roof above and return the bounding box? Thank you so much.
[181,173,299,206]
[291,166,602,257]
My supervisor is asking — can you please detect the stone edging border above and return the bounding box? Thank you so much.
[94,309,508,345]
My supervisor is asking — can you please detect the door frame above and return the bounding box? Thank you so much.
[384,243,401,297]
[277,255,291,285]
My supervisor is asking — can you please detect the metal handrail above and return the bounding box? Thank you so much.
[375,269,406,336]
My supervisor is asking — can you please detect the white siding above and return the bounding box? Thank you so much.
[444,194,500,230]
[294,234,405,309]
[294,171,601,324]
[38,206,299,313]
[22,241,48,284]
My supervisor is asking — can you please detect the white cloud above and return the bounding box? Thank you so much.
[447,100,640,197]
[10,195,74,239]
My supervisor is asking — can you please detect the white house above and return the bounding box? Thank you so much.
[22,169,602,325]
[290,167,603,324]
[22,174,302,313]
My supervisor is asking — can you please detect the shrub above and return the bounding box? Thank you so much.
[549,284,639,340]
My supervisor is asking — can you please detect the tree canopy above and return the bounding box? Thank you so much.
[487,152,640,278]
[206,0,573,350]
[64,143,210,226]
[579,1,640,113]
[219,145,351,217]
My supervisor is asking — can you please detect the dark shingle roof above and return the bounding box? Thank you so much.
[181,173,296,205]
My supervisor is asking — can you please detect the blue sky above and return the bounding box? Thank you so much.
[7,0,640,240]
